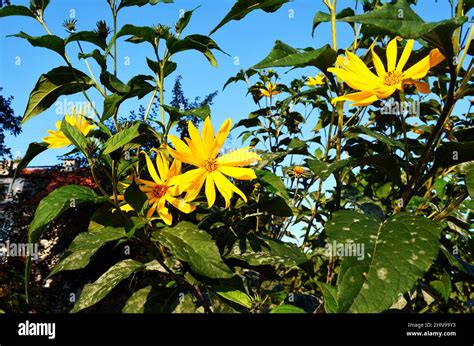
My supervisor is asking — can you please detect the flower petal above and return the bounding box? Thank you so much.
[166,196,196,214]
[144,152,162,184]
[216,147,261,166]
[396,39,414,71]
[218,166,256,180]
[205,173,216,207]
[211,118,232,158]
[331,91,379,107]
[386,38,398,72]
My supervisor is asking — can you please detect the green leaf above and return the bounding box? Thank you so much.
[430,270,451,304]
[312,8,354,36]
[326,211,441,313]
[60,118,89,155]
[211,286,252,309]
[210,0,290,35]
[258,195,293,217]
[465,164,474,198]
[102,122,142,155]
[100,71,130,94]
[118,0,173,11]
[9,32,65,57]
[307,158,352,182]
[122,286,153,313]
[252,41,337,71]
[79,49,107,71]
[227,236,308,267]
[270,304,305,313]
[336,0,467,58]
[22,66,94,124]
[167,34,226,68]
[163,104,210,132]
[146,58,177,79]
[66,31,107,50]
[316,282,339,313]
[13,142,49,180]
[49,225,126,276]
[176,6,199,33]
[102,93,123,120]
[256,169,289,201]
[29,185,108,243]
[433,142,474,168]
[0,5,35,18]
[347,126,404,149]
[124,182,148,215]
[115,24,157,46]
[154,222,234,279]
[71,259,145,313]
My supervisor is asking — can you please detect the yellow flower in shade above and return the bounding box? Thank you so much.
[136,150,195,224]
[305,74,325,87]
[258,82,280,98]
[42,108,95,148]
[168,117,261,208]
[288,165,311,179]
[328,38,445,106]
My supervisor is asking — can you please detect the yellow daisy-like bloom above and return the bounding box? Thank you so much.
[328,38,445,106]
[168,117,261,208]
[306,74,325,87]
[137,150,195,224]
[258,82,280,98]
[288,165,311,179]
[42,108,95,148]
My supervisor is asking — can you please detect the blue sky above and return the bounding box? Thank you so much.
[0,0,461,166]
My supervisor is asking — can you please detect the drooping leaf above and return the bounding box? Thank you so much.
[29,185,109,243]
[13,142,49,180]
[117,0,173,11]
[307,158,352,182]
[252,41,337,71]
[312,7,354,36]
[326,211,441,313]
[115,24,157,47]
[66,31,107,50]
[153,222,234,279]
[79,49,107,71]
[210,0,290,35]
[162,104,210,132]
[167,34,226,68]
[256,169,290,201]
[227,235,308,267]
[347,126,404,149]
[336,0,467,58]
[71,259,145,313]
[49,225,126,276]
[122,286,153,313]
[9,32,65,57]
[146,58,177,79]
[22,66,94,124]
[433,142,474,168]
[270,304,305,313]
[0,5,35,18]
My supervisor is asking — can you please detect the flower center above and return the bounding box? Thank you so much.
[152,184,168,198]
[383,71,403,86]
[204,159,218,172]
[293,166,305,176]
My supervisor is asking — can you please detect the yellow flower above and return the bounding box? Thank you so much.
[168,117,261,208]
[328,38,445,106]
[288,165,311,179]
[136,150,195,224]
[42,108,95,148]
[258,82,280,98]
[305,74,325,87]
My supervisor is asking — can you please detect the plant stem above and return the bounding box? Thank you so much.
[401,68,458,208]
